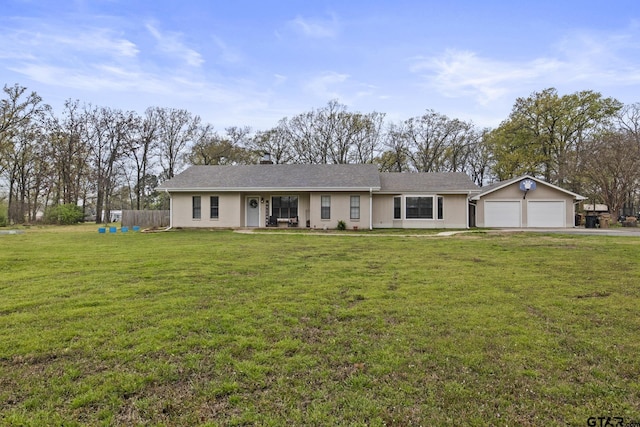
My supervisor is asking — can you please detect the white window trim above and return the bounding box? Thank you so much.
[320,195,331,221]
[209,195,219,221]
[192,195,202,220]
[403,195,442,220]
[350,195,361,221]
[393,196,402,220]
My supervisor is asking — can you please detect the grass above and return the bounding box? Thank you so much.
[1,225,639,426]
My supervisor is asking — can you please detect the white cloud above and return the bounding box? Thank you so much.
[552,27,640,85]
[212,36,242,64]
[57,29,139,58]
[413,24,640,107]
[411,49,563,105]
[289,14,339,38]
[305,71,350,100]
[0,24,138,61]
[273,74,287,85]
[11,62,168,94]
[145,23,204,67]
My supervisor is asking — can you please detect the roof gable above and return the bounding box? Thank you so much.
[471,175,587,200]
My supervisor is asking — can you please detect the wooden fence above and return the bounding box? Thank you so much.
[122,210,170,228]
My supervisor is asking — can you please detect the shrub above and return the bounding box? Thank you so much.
[337,220,347,231]
[44,204,84,225]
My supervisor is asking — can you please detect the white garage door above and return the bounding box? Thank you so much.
[485,201,521,227]
[528,201,565,228]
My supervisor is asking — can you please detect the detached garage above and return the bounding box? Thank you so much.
[472,176,586,228]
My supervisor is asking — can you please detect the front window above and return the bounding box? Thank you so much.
[272,196,298,218]
[350,196,360,220]
[321,195,331,220]
[210,196,219,219]
[192,196,201,219]
[393,196,401,219]
[406,196,433,219]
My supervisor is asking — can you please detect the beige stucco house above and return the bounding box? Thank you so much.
[157,164,480,230]
[471,175,587,228]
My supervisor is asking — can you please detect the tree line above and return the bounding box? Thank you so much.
[1,83,640,225]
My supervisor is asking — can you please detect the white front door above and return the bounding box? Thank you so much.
[246,197,260,227]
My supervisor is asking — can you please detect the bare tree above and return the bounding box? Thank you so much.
[617,103,640,144]
[581,130,640,221]
[466,129,493,186]
[376,122,411,172]
[47,99,92,207]
[250,122,296,164]
[395,110,476,173]
[187,125,255,165]
[5,122,46,222]
[614,103,640,214]
[125,107,161,209]
[0,84,50,223]
[87,107,137,223]
[156,108,200,180]
[282,100,384,164]
[286,110,324,164]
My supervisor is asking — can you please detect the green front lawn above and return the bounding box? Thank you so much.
[1,226,639,425]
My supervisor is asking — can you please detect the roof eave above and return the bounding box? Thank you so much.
[161,186,382,193]
[378,190,479,195]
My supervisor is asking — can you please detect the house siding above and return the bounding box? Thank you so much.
[309,192,371,229]
[171,193,242,228]
[161,166,486,230]
[372,194,469,229]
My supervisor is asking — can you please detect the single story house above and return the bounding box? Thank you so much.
[157,164,479,230]
[471,175,587,228]
[158,166,587,230]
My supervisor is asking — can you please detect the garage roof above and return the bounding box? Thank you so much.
[470,175,587,200]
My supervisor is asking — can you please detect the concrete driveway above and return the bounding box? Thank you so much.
[497,227,640,236]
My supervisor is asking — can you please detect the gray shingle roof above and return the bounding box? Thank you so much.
[379,172,479,194]
[158,164,382,191]
[158,165,481,194]
[471,175,587,200]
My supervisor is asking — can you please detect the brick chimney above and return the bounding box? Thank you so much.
[259,152,273,164]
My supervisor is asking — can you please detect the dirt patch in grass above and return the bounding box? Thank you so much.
[575,291,611,298]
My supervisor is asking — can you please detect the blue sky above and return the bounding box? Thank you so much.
[2,0,640,130]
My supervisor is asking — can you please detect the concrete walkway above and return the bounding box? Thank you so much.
[234,227,640,237]
[0,230,25,235]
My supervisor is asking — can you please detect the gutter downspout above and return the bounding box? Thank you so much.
[369,187,373,230]
[466,191,471,229]
[165,189,173,231]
